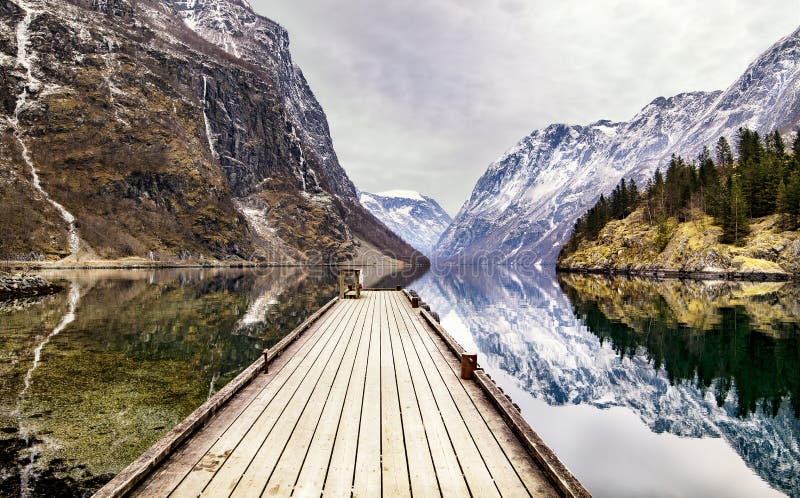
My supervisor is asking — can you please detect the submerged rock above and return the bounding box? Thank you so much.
[0,272,62,299]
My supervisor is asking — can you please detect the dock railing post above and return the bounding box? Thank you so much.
[263,350,269,374]
[460,353,478,380]
[411,296,419,308]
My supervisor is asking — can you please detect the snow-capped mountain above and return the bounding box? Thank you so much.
[410,268,800,495]
[0,0,423,264]
[436,26,800,264]
[359,190,452,256]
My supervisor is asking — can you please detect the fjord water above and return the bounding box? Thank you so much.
[2,267,798,497]
[0,267,420,496]
[411,268,799,497]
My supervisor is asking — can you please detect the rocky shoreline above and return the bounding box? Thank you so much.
[556,266,795,282]
[0,272,63,299]
[558,213,800,281]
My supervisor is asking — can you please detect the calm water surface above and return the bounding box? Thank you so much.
[1,266,798,496]
[411,268,799,498]
[0,267,420,496]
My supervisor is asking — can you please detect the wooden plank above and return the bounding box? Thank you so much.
[472,371,589,498]
[110,290,580,498]
[413,305,558,497]
[266,297,342,364]
[388,294,471,497]
[398,294,532,497]
[132,300,343,497]
[261,295,370,496]
[352,292,383,497]
[380,292,411,497]
[385,293,441,497]
[170,300,354,496]
[391,294,501,498]
[98,297,340,498]
[458,379,558,497]
[321,292,377,496]
[226,297,367,497]
[417,307,591,498]
[290,292,375,497]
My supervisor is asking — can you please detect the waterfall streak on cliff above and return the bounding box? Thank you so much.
[11,0,80,254]
[202,75,219,159]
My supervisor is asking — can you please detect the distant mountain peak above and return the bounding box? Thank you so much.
[360,191,452,256]
[374,189,427,202]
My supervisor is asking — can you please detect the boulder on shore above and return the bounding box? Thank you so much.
[0,272,63,299]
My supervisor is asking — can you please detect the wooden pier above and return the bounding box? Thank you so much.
[95,290,589,497]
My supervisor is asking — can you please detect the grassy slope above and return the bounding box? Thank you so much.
[558,209,800,276]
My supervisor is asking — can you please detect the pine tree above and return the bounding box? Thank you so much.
[697,147,719,216]
[770,130,785,156]
[787,171,800,230]
[628,178,640,208]
[620,179,629,217]
[565,129,800,259]
[736,127,763,166]
[777,178,790,228]
[716,136,733,168]
[722,175,749,245]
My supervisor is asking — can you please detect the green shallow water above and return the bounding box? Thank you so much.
[0,267,422,497]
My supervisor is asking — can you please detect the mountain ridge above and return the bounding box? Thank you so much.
[359,190,451,256]
[435,26,800,265]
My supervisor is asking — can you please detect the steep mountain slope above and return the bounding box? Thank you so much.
[0,0,423,264]
[436,26,800,265]
[358,190,452,256]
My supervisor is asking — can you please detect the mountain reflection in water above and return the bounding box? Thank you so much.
[0,266,424,497]
[411,267,799,497]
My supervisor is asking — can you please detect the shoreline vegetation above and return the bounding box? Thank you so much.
[557,212,800,281]
[560,127,800,280]
[0,257,420,272]
[0,261,409,270]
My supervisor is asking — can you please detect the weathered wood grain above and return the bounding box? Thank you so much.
[102,291,588,498]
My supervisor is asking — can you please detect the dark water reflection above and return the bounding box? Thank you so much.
[410,267,799,497]
[558,275,800,419]
[0,266,423,497]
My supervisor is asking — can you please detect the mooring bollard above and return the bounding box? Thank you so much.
[395,285,402,291]
[263,350,269,374]
[460,353,478,380]
[411,296,419,308]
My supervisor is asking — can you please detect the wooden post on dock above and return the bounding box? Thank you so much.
[338,268,362,299]
[411,296,419,308]
[460,353,478,380]
[96,290,590,498]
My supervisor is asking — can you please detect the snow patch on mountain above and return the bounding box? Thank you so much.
[359,191,452,256]
[436,26,800,264]
[375,189,426,202]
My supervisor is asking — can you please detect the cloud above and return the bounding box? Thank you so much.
[252,0,800,214]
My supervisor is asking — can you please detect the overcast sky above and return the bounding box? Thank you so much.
[251,0,800,215]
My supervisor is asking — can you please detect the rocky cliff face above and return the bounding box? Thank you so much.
[0,0,424,264]
[358,190,452,256]
[436,26,800,265]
